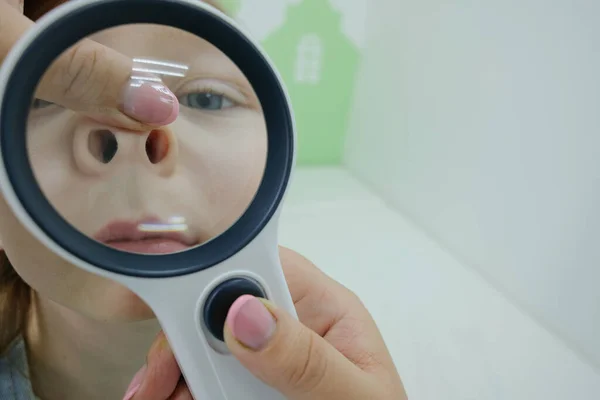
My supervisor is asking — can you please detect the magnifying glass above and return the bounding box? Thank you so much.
[0,0,296,398]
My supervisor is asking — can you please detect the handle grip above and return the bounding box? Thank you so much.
[143,267,295,399]
[158,302,286,400]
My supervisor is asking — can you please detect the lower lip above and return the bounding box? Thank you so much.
[106,239,191,254]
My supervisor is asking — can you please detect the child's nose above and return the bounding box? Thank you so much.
[72,120,177,176]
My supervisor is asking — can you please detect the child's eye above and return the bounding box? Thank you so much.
[31,98,55,109]
[179,92,235,111]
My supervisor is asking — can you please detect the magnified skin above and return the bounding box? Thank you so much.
[0,23,266,324]
[27,24,267,254]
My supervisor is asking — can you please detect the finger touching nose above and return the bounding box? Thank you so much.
[72,121,178,177]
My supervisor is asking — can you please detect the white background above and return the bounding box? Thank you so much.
[280,168,600,399]
[345,0,600,370]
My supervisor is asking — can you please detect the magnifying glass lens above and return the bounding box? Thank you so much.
[26,23,267,255]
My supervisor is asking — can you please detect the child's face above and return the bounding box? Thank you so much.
[0,24,267,321]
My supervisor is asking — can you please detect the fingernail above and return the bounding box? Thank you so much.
[226,295,276,350]
[122,365,146,400]
[121,79,179,125]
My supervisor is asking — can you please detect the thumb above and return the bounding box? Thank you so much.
[224,295,374,400]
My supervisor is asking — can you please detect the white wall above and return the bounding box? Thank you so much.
[345,0,600,366]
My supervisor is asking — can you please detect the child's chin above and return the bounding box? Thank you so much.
[91,288,157,322]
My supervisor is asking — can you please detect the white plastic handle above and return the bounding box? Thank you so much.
[157,289,285,400]
[125,226,297,400]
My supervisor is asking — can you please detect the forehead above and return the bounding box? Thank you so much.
[87,24,253,90]
[90,24,219,61]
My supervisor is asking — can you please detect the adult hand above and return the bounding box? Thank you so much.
[0,0,179,129]
[123,248,408,400]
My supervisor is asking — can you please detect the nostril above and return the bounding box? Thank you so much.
[145,129,169,164]
[88,129,118,164]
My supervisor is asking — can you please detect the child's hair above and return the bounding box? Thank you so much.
[0,251,31,355]
[0,0,225,356]
[24,0,225,21]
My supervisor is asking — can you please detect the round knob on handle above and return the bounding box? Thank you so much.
[203,277,267,341]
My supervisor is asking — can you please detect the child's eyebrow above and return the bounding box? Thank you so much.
[90,25,260,104]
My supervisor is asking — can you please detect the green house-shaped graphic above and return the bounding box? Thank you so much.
[261,0,361,165]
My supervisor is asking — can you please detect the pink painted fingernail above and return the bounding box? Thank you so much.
[122,365,146,400]
[121,80,179,125]
[226,295,276,350]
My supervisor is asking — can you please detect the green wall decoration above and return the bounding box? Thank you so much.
[220,0,241,16]
[221,0,365,166]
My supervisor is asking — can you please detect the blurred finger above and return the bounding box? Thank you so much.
[128,332,181,400]
[167,380,194,400]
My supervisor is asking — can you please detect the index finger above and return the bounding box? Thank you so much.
[3,0,22,12]
[131,332,182,400]
[0,2,178,129]
[279,246,356,335]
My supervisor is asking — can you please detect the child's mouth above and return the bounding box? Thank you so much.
[94,217,196,254]
[106,238,190,254]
